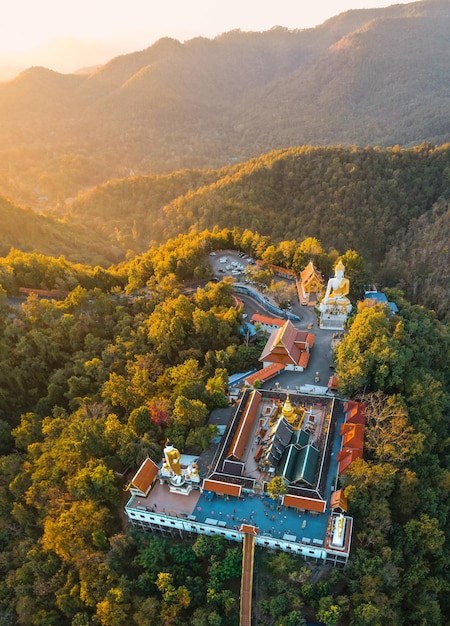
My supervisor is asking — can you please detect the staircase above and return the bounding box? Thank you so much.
[240,526,256,626]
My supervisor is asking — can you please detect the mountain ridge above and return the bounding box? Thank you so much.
[1,0,449,206]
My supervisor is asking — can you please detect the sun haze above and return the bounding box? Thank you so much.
[1,1,418,51]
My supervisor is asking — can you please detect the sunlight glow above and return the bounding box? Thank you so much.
[1,0,417,53]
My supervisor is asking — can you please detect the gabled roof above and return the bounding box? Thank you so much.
[259,320,315,368]
[203,479,242,497]
[292,429,310,447]
[279,443,319,485]
[228,389,261,460]
[264,417,295,468]
[364,290,398,313]
[340,423,364,450]
[300,261,324,288]
[343,401,366,425]
[260,324,300,365]
[328,375,338,390]
[299,351,310,368]
[274,417,294,447]
[338,448,362,474]
[130,457,159,496]
[282,494,326,513]
[330,489,348,512]
[294,330,316,347]
[267,449,282,465]
[243,362,285,386]
[338,421,364,475]
[364,290,388,303]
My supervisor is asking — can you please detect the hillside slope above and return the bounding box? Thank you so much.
[0,196,121,266]
[65,144,450,261]
[62,143,450,319]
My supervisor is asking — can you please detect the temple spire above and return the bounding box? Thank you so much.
[281,393,295,424]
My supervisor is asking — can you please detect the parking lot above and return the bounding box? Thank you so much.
[209,249,254,280]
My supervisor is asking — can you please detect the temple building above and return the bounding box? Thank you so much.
[298,261,324,305]
[363,287,399,314]
[337,401,366,475]
[250,313,285,334]
[259,319,315,371]
[127,457,159,497]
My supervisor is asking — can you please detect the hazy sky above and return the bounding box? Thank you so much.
[2,0,418,52]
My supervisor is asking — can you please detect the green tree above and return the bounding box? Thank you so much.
[335,303,408,395]
[364,392,421,465]
[67,461,118,505]
[317,596,342,626]
[267,476,288,500]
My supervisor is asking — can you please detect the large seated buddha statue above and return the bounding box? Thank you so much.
[319,260,352,314]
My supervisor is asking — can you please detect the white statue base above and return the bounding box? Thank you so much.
[320,312,348,330]
[169,483,193,496]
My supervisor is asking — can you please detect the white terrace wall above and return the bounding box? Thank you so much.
[125,502,349,568]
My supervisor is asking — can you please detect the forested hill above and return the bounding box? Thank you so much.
[1,0,450,206]
[0,230,449,624]
[65,144,450,319]
[0,196,122,265]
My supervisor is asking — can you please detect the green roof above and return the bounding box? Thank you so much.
[292,429,310,447]
[279,443,319,486]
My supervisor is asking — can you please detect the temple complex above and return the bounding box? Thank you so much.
[123,251,367,578]
[124,388,364,570]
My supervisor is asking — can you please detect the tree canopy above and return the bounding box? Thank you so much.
[0,227,449,624]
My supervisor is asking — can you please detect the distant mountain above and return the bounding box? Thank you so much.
[0,0,449,208]
[0,37,128,80]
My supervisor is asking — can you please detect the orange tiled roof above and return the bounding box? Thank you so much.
[260,320,315,368]
[228,390,261,460]
[203,479,242,497]
[251,313,284,327]
[300,261,324,287]
[299,352,310,368]
[343,401,366,425]
[328,375,338,390]
[131,458,159,495]
[338,448,363,474]
[340,423,364,450]
[337,420,364,474]
[282,494,326,513]
[244,363,285,386]
[330,489,348,512]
